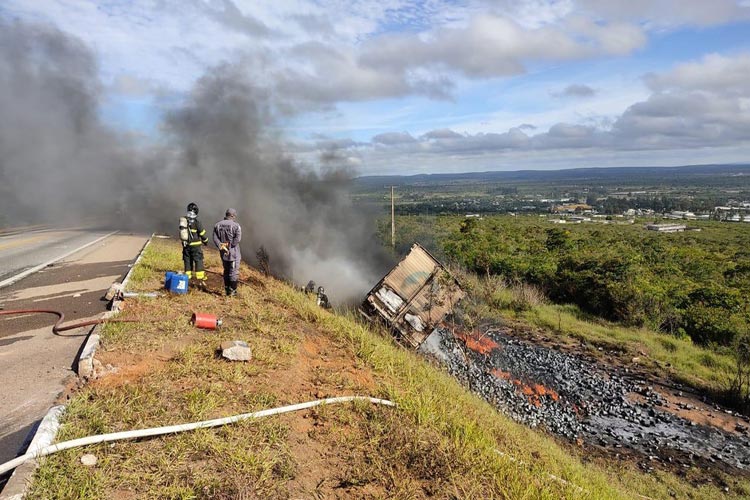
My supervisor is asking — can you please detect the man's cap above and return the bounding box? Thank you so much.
[226,208,237,217]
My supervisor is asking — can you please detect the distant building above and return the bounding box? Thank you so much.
[664,211,696,220]
[646,224,686,233]
[623,208,655,217]
[553,203,593,214]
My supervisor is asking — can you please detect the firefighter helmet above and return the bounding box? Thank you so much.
[187,202,199,217]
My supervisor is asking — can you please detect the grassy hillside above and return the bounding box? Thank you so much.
[28,238,749,499]
[385,215,747,394]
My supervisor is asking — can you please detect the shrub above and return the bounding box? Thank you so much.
[510,282,546,312]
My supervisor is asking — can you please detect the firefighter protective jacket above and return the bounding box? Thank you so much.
[187,217,209,246]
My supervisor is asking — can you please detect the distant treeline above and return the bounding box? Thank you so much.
[356,164,750,217]
[390,195,731,216]
[596,196,723,214]
[355,163,750,190]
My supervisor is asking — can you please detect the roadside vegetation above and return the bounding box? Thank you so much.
[27,237,749,498]
[381,214,750,407]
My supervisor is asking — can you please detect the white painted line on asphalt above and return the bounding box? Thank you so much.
[0,231,118,290]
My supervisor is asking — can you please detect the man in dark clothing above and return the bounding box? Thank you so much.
[213,208,242,296]
[182,202,209,288]
[316,286,331,309]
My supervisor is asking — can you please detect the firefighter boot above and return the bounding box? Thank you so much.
[228,281,238,297]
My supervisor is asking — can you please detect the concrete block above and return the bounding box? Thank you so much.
[220,341,251,362]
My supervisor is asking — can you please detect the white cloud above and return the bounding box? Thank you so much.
[4,0,750,174]
[645,53,750,96]
[422,128,464,139]
[289,50,750,172]
[191,0,272,38]
[109,74,157,96]
[372,131,418,144]
[551,84,597,98]
[578,0,750,28]
[359,13,645,80]
[2,0,651,107]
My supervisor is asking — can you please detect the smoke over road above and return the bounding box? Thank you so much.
[0,20,390,302]
[0,20,145,226]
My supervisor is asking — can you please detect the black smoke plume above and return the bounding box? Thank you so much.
[0,19,146,225]
[0,20,390,302]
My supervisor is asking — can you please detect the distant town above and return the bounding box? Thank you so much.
[354,165,750,232]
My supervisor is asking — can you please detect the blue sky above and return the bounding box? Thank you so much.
[3,0,750,174]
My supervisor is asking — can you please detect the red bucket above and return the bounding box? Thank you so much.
[191,312,222,330]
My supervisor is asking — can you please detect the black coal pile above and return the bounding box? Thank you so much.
[418,327,750,472]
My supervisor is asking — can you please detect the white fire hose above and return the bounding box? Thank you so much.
[0,396,396,476]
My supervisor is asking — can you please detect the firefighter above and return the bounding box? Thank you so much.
[316,286,331,309]
[180,202,208,288]
[213,208,242,296]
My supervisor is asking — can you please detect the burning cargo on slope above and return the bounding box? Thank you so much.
[360,243,464,348]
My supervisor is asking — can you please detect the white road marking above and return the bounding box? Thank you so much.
[0,231,117,290]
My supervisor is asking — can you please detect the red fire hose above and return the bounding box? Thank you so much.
[0,309,139,336]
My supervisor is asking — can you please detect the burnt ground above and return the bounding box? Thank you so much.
[418,325,750,482]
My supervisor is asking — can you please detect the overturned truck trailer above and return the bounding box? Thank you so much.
[361,243,464,348]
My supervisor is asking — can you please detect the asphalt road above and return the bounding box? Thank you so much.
[0,228,116,284]
[0,229,148,492]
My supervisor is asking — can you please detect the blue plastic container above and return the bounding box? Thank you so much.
[168,273,189,294]
[164,271,176,289]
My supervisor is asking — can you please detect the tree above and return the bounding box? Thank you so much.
[544,228,571,252]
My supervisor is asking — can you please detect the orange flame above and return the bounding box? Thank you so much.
[489,370,559,407]
[455,331,499,354]
[490,368,512,380]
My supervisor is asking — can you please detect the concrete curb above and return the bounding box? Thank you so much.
[76,234,153,379]
[0,406,65,500]
[76,333,101,381]
[111,234,153,314]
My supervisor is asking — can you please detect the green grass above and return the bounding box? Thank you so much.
[272,287,750,499]
[458,272,737,393]
[26,237,750,499]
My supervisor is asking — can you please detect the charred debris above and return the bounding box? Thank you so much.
[358,244,750,476]
[360,243,465,348]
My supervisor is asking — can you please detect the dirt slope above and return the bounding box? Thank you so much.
[26,238,750,499]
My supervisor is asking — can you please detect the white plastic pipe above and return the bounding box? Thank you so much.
[0,396,395,476]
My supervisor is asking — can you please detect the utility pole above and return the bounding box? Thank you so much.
[391,185,395,249]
